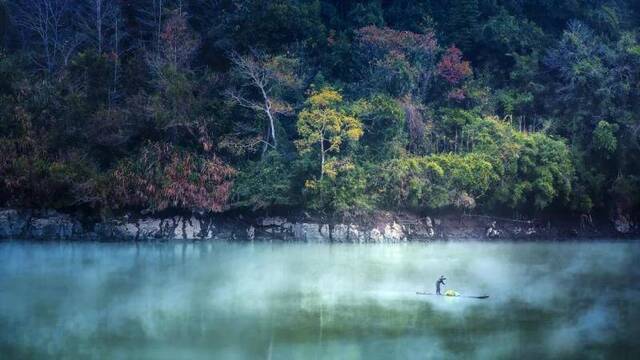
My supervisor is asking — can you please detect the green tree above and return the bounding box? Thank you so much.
[296,88,363,179]
[351,94,407,160]
[302,160,371,213]
[231,151,296,210]
[592,120,618,155]
[450,0,480,53]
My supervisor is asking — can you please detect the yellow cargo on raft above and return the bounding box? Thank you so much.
[444,290,461,297]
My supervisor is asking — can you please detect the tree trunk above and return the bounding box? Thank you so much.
[111,16,119,107]
[156,0,163,53]
[96,0,103,54]
[265,106,277,148]
[320,140,325,180]
[260,86,277,148]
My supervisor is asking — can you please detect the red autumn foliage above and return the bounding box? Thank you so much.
[437,46,472,85]
[356,26,438,57]
[110,143,236,212]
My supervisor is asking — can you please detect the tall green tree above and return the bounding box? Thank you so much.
[296,88,363,179]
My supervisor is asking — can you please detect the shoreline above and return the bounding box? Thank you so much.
[1,208,637,242]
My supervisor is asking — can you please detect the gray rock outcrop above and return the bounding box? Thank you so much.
[0,208,634,242]
[0,209,28,238]
[614,214,634,234]
[486,221,501,239]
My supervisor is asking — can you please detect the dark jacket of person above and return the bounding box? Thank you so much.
[436,276,446,294]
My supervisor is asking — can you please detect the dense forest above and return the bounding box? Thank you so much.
[1,0,639,220]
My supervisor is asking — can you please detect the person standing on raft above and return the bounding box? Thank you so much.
[436,275,446,295]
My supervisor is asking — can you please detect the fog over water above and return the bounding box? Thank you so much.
[1,241,639,359]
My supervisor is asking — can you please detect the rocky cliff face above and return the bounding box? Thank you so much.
[0,209,437,242]
[0,208,635,242]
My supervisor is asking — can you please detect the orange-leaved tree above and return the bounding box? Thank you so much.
[110,142,236,213]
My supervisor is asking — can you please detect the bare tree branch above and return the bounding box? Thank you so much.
[227,49,285,149]
[11,0,76,74]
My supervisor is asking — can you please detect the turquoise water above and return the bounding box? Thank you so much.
[0,241,639,359]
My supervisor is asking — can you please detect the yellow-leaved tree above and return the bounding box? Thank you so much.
[296,88,363,179]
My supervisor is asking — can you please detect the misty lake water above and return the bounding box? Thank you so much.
[0,241,639,359]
